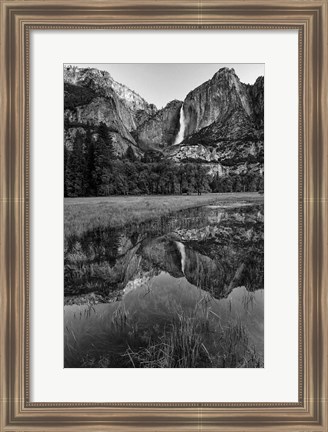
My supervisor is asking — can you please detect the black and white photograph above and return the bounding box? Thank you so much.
[64,63,264,369]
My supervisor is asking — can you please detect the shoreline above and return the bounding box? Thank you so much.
[65,192,264,238]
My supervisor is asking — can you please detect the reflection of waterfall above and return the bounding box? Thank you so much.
[174,105,186,144]
[175,241,186,274]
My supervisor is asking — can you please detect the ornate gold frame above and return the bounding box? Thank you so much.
[1,0,327,430]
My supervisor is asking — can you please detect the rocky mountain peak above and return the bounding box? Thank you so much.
[211,67,236,80]
[254,75,264,86]
[64,65,264,180]
[64,66,113,88]
[182,67,253,137]
[165,99,183,109]
[64,66,157,114]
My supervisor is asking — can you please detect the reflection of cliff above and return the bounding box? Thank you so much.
[64,206,263,301]
[141,237,184,279]
[139,233,263,299]
[140,236,221,292]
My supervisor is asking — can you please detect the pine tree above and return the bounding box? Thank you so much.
[64,146,69,197]
[66,131,85,197]
[93,122,115,195]
[85,128,95,196]
[126,146,136,162]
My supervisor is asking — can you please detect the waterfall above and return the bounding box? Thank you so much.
[174,105,186,144]
[175,241,186,275]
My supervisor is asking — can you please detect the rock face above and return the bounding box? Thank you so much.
[165,105,263,175]
[64,65,264,176]
[163,68,264,176]
[183,68,253,136]
[246,76,264,128]
[64,65,157,157]
[65,95,136,142]
[64,66,156,118]
[136,100,182,150]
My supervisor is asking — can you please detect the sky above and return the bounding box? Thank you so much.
[67,63,264,109]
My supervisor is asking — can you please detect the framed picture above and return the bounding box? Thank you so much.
[1,0,327,430]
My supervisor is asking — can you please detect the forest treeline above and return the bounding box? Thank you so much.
[64,122,264,197]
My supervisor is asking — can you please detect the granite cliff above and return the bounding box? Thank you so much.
[64,66,157,157]
[64,65,264,178]
[136,100,182,150]
[162,68,264,176]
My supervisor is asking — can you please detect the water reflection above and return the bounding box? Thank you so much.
[64,203,264,368]
[65,204,264,301]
